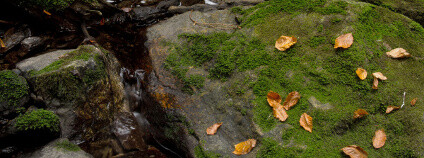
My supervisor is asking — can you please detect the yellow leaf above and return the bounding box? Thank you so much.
[386,48,411,59]
[373,129,386,149]
[356,68,367,80]
[372,72,387,80]
[273,105,288,122]
[300,113,312,133]
[334,33,353,49]
[341,145,368,158]
[283,91,301,110]
[353,109,369,119]
[386,105,400,114]
[43,10,52,16]
[275,35,297,51]
[206,122,222,135]
[0,38,5,48]
[233,139,257,155]
[411,98,418,106]
[372,77,378,89]
[267,91,282,109]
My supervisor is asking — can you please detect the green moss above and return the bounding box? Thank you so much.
[0,70,29,107]
[55,140,81,151]
[15,109,60,132]
[194,145,222,158]
[257,138,303,158]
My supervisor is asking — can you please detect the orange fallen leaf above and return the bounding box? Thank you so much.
[356,68,367,80]
[273,106,288,122]
[100,18,105,26]
[233,139,257,155]
[372,77,379,89]
[341,145,368,158]
[283,91,301,110]
[267,91,282,108]
[386,48,411,59]
[334,33,353,49]
[0,38,5,48]
[373,129,386,148]
[275,35,297,51]
[411,98,418,106]
[386,105,400,113]
[43,10,52,16]
[300,113,312,133]
[372,72,387,80]
[353,109,369,119]
[206,122,222,135]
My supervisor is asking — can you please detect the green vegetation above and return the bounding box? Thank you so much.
[15,109,60,132]
[194,145,222,158]
[0,70,29,107]
[55,140,81,151]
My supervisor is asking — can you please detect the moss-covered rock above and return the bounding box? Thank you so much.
[14,109,60,132]
[0,70,29,117]
[359,0,424,25]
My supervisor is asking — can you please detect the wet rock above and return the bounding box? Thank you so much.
[181,0,203,6]
[156,0,179,10]
[308,96,333,110]
[132,7,161,21]
[0,70,29,118]
[0,26,31,54]
[21,36,45,52]
[19,138,93,158]
[112,112,147,152]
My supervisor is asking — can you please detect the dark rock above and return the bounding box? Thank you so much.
[21,36,45,52]
[132,7,161,21]
[181,0,203,6]
[19,138,93,158]
[112,112,147,151]
[0,26,31,54]
[0,70,29,119]
[156,0,179,10]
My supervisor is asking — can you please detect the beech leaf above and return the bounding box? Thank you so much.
[353,109,369,119]
[206,122,222,135]
[386,105,400,113]
[300,113,313,133]
[373,129,386,149]
[372,72,387,80]
[267,91,282,108]
[411,98,418,106]
[356,68,367,80]
[372,77,378,89]
[334,33,353,49]
[275,35,297,51]
[0,38,5,48]
[233,139,257,155]
[386,48,411,58]
[273,106,288,122]
[341,145,368,158]
[283,91,301,110]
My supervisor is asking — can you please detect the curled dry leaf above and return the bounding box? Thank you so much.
[334,33,354,49]
[386,48,411,59]
[356,68,367,80]
[372,72,387,80]
[233,139,257,155]
[372,77,379,89]
[353,109,369,119]
[273,106,288,122]
[283,91,301,110]
[300,113,313,133]
[386,105,400,113]
[267,91,282,108]
[373,129,386,148]
[275,35,297,51]
[341,145,368,158]
[206,122,223,135]
[411,98,418,106]
[0,38,5,48]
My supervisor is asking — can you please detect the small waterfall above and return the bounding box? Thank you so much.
[120,68,145,110]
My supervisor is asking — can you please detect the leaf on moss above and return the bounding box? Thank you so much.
[356,68,367,80]
[300,113,312,133]
[372,72,387,80]
[386,48,411,58]
[341,145,368,158]
[267,91,282,108]
[275,35,297,51]
[372,77,379,89]
[273,105,288,122]
[283,91,301,110]
[233,139,257,155]
[0,38,5,48]
[372,129,386,149]
[353,109,369,119]
[334,33,353,49]
[386,105,400,113]
[411,98,418,106]
[206,122,223,135]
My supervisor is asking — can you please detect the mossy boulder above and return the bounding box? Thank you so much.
[14,109,60,132]
[0,70,29,117]
[21,138,92,158]
[146,0,424,157]
[359,0,424,25]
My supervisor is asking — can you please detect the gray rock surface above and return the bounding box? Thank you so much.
[16,49,75,73]
[20,138,92,158]
[308,96,333,110]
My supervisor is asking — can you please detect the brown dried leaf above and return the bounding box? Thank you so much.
[386,105,400,113]
[373,129,386,148]
[372,72,387,80]
[341,145,368,158]
[386,48,411,59]
[0,38,5,48]
[275,35,297,51]
[411,98,418,106]
[283,91,301,110]
[300,113,313,133]
[43,10,52,16]
[267,91,282,108]
[334,33,354,49]
[356,68,367,80]
[273,106,288,122]
[372,77,378,89]
[353,109,369,119]
[206,122,222,135]
[233,139,257,155]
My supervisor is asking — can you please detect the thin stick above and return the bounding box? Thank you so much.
[401,91,406,108]
[189,10,241,30]
[0,20,14,24]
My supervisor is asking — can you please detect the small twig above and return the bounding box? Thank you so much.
[401,91,406,108]
[189,10,241,30]
[0,20,14,25]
